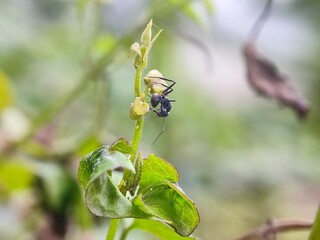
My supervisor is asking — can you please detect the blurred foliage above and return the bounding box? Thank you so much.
[0,0,320,239]
[0,70,14,111]
[309,206,320,240]
[0,161,34,196]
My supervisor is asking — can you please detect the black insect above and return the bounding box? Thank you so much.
[147,76,176,143]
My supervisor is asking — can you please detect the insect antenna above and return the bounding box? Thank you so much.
[152,118,166,145]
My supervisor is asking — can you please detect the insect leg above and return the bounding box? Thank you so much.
[151,108,160,115]
[160,78,176,95]
[152,118,166,145]
[147,76,176,95]
[158,77,176,84]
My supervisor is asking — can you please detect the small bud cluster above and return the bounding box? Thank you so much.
[128,19,163,120]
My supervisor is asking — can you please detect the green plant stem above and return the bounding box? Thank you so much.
[131,67,144,162]
[106,219,120,240]
[134,68,142,98]
[131,117,144,161]
[120,65,144,192]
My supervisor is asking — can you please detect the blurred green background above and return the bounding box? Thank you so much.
[0,0,320,239]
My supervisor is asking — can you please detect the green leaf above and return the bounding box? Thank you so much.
[78,145,135,189]
[137,181,199,237]
[109,137,133,155]
[139,154,178,191]
[85,174,132,218]
[132,154,199,236]
[128,219,196,240]
[78,148,199,235]
[78,145,135,218]
[309,206,320,240]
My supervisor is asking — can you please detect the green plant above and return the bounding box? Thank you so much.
[77,19,199,240]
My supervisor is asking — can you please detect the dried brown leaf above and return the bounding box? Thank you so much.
[243,42,310,119]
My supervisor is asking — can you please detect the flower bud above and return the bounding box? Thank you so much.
[128,42,141,58]
[143,70,168,94]
[141,19,153,48]
[129,97,150,120]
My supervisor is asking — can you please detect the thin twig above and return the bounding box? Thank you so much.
[236,218,313,240]
[247,0,273,43]
[265,218,276,240]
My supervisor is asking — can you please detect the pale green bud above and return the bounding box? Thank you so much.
[144,70,168,94]
[128,42,142,58]
[129,97,150,120]
[141,19,153,48]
